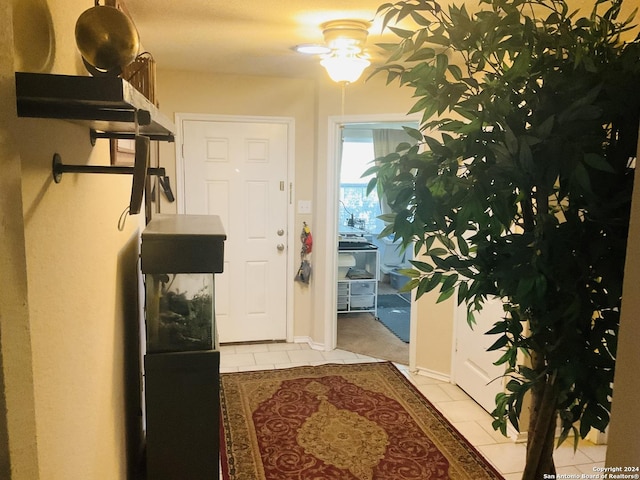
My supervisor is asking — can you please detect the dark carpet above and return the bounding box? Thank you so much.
[377,294,411,343]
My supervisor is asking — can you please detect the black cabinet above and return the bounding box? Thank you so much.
[144,351,220,480]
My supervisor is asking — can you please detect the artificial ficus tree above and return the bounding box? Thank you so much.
[368,0,640,477]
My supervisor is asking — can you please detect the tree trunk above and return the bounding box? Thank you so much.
[522,353,558,480]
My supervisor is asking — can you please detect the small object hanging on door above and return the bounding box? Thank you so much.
[301,222,313,254]
[296,260,312,284]
[295,222,312,284]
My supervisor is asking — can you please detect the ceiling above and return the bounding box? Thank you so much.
[124,0,401,80]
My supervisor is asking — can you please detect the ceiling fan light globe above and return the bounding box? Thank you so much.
[320,54,370,83]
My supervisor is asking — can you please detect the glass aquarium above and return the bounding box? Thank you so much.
[141,214,225,353]
[146,273,215,353]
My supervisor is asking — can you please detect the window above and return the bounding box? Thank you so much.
[339,140,383,234]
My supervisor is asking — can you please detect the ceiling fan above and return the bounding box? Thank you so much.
[294,20,372,83]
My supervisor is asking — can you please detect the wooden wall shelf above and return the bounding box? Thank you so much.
[15,72,175,142]
[15,72,176,215]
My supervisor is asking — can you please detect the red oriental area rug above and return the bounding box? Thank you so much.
[219,362,503,480]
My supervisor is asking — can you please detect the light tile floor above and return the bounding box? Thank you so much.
[220,342,607,479]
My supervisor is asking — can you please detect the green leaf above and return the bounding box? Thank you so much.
[407,48,437,62]
[423,135,449,157]
[416,273,441,298]
[506,48,531,79]
[403,126,424,141]
[466,309,476,328]
[572,162,592,192]
[437,286,456,302]
[487,335,509,351]
[506,379,522,392]
[408,96,436,117]
[409,10,431,27]
[448,64,463,80]
[508,408,520,431]
[504,125,518,155]
[583,153,616,173]
[536,115,555,139]
[409,260,435,273]
[485,321,508,335]
[457,281,469,305]
[435,53,449,75]
[365,177,377,195]
[516,276,536,299]
[398,268,421,278]
[457,234,470,256]
[388,26,415,39]
[441,273,459,292]
[427,35,450,47]
[493,349,516,366]
[403,278,420,292]
[519,140,533,172]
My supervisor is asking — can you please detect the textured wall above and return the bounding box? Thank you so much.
[155,69,318,339]
[3,0,146,478]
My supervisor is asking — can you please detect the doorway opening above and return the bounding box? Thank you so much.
[334,120,419,365]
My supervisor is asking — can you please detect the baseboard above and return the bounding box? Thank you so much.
[509,426,527,443]
[586,427,608,445]
[293,336,326,351]
[412,366,451,383]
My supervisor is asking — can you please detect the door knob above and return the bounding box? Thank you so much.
[277,243,285,251]
[277,229,285,236]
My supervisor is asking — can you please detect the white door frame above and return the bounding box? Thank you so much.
[323,113,421,365]
[174,113,296,343]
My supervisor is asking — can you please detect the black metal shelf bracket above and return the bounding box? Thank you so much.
[52,153,166,184]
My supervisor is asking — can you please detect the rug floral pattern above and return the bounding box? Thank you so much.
[220,362,503,480]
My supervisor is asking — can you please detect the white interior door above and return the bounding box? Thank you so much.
[180,118,290,343]
[453,296,506,413]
